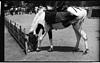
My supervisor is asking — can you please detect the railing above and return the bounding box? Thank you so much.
[84,6,100,18]
[5,17,28,55]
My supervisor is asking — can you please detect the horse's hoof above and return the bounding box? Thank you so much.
[83,49,89,55]
[26,48,33,53]
[72,47,79,52]
[48,48,53,52]
[72,47,83,52]
[27,49,30,52]
[36,48,41,52]
[27,48,34,52]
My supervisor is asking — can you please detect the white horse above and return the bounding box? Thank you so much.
[26,6,89,54]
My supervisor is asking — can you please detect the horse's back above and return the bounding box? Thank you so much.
[67,7,87,18]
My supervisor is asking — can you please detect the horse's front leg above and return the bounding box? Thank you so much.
[48,29,53,52]
[36,29,47,51]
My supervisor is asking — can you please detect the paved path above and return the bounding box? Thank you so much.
[5,14,99,61]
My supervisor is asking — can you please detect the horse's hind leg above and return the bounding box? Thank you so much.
[72,21,89,54]
[80,30,89,54]
[73,24,81,50]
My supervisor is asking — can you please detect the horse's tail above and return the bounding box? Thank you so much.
[67,7,87,19]
[81,8,87,22]
[77,9,87,25]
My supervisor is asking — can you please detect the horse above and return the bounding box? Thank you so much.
[26,6,89,54]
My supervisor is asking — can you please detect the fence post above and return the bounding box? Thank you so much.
[20,26,22,32]
[14,22,16,31]
[8,20,10,29]
[14,22,17,38]
[17,24,20,41]
[10,20,12,32]
[14,22,16,27]
[88,7,92,18]
[10,20,11,29]
[19,25,22,42]
[12,21,15,34]
[24,28,28,54]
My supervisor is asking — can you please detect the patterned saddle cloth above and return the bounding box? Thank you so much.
[45,11,77,24]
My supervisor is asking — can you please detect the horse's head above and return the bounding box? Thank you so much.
[38,6,46,12]
[35,6,39,13]
[26,32,38,51]
[35,6,46,14]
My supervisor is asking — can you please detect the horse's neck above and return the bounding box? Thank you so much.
[30,10,45,32]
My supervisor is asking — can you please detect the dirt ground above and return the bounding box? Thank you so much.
[5,14,99,61]
[0,62,100,63]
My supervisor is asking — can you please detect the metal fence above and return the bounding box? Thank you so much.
[5,17,28,54]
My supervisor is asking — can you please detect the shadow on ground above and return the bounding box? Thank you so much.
[40,46,83,52]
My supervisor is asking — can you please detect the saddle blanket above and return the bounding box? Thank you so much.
[45,11,77,24]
